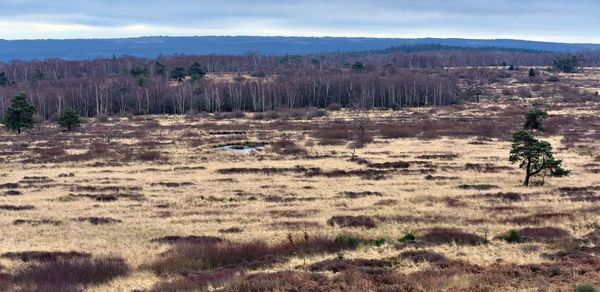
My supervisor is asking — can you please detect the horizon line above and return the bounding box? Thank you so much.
[1,35,600,45]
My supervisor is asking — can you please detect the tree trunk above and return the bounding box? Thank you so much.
[523,173,531,187]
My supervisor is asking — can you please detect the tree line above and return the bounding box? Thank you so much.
[0,48,597,119]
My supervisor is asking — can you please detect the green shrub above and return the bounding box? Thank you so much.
[575,283,597,292]
[373,238,386,246]
[400,232,416,242]
[334,235,386,248]
[335,235,360,249]
[502,229,522,243]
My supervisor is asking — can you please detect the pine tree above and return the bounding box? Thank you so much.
[188,62,206,80]
[523,109,548,133]
[58,106,81,131]
[509,130,569,186]
[1,92,36,134]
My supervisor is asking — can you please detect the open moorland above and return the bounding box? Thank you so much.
[1,65,600,291]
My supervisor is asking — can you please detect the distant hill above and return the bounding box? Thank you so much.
[1,36,599,62]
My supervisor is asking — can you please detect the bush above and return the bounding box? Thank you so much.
[95,114,109,123]
[334,234,386,248]
[517,88,533,99]
[137,150,165,162]
[334,235,360,249]
[575,283,598,292]
[501,229,522,243]
[13,256,129,288]
[327,216,377,229]
[400,232,416,242]
[214,111,246,120]
[421,228,487,245]
[547,75,560,82]
[379,125,418,139]
[399,250,447,263]
[517,227,572,242]
[151,236,356,275]
[271,139,308,156]
[501,88,515,96]
[327,103,342,111]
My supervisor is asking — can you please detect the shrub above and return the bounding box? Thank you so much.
[58,106,81,131]
[1,251,91,262]
[334,235,386,248]
[327,103,342,111]
[137,150,165,162]
[0,205,35,211]
[151,236,224,245]
[517,227,572,242]
[458,184,499,190]
[501,88,515,96]
[271,139,307,156]
[399,250,447,263]
[334,235,360,249]
[308,258,391,272]
[400,232,416,242]
[13,256,129,288]
[308,109,327,118]
[546,75,560,82]
[421,228,487,245]
[95,114,109,123]
[327,216,377,229]
[379,125,418,139]
[575,283,598,292]
[501,230,522,243]
[151,236,356,275]
[517,88,532,98]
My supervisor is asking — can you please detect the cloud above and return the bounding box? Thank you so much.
[0,0,598,42]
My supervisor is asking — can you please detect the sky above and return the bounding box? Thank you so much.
[1,0,599,43]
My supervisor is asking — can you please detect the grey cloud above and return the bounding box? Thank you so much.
[0,0,598,41]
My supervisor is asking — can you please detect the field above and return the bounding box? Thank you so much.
[1,69,600,291]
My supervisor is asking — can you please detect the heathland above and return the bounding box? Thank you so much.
[1,48,600,291]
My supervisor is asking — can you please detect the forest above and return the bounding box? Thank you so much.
[1,45,599,119]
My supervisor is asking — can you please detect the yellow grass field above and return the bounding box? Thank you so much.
[1,73,600,291]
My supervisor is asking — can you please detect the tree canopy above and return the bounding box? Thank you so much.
[523,109,548,132]
[509,130,569,186]
[58,106,81,131]
[1,92,36,134]
[0,72,8,86]
[170,67,186,82]
[553,56,578,73]
[188,62,207,80]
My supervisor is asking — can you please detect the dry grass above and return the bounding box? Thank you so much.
[1,72,600,290]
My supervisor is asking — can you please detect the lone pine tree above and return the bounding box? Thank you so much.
[509,130,569,186]
[58,106,81,131]
[2,92,36,134]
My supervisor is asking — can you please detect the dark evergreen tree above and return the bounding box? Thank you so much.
[0,72,8,86]
[1,92,36,134]
[523,109,548,132]
[170,67,186,82]
[553,56,578,73]
[509,130,569,186]
[155,62,166,76]
[188,62,207,80]
[351,62,365,71]
[129,66,149,77]
[58,106,81,131]
[32,69,45,81]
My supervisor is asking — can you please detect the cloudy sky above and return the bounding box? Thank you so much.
[1,0,599,42]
